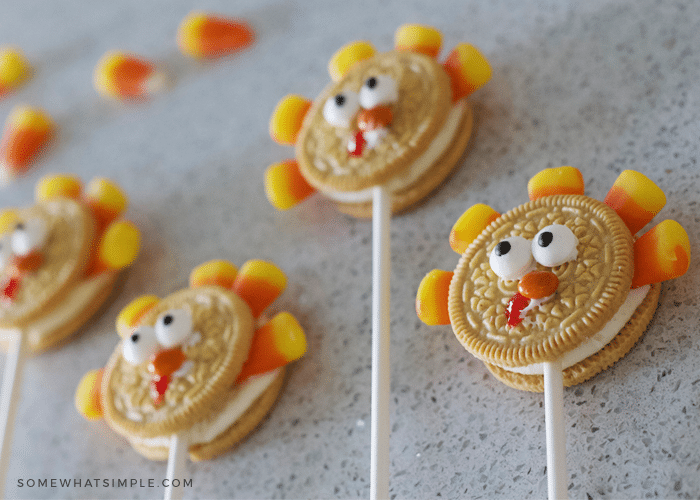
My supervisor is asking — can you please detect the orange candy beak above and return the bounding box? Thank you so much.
[11,250,44,274]
[149,347,186,378]
[518,270,559,300]
[357,106,393,132]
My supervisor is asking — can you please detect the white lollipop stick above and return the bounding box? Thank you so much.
[164,433,187,500]
[543,360,568,500]
[0,331,27,499]
[370,185,391,500]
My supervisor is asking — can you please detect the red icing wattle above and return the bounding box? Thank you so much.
[505,292,530,327]
[2,277,20,301]
[348,130,365,157]
[150,374,171,406]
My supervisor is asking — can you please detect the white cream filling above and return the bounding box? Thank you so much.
[0,273,113,346]
[128,369,280,449]
[320,100,466,203]
[499,285,650,376]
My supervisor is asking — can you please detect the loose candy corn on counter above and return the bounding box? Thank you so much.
[2,0,700,499]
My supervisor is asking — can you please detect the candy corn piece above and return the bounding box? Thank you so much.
[527,166,584,201]
[35,174,82,201]
[93,51,166,99]
[233,260,287,318]
[94,221,141,273]
[604,170,666,236]
[235,312,306,383]
[116,295,160,338]
[450,204,500,254]
[631,220,690,288]
[270,95,312,145]
[189,259,238,289]
[265,160,316,210]
[328,41,376,82]
[0,106,54,182]
[75,369,104,420]
[84,177,128,228]
[177,12,254,59]
[394,24,442,58]
[0,47,31,97]
[442,43,491,101]
[416,270,454,325]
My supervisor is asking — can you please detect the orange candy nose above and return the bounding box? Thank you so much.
[518,270,559,299]
[357,106,393,132]
[178,12,254,59]
[12,250,43,273]
[149,348,186,378]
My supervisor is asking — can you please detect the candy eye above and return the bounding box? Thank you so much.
[11,218,48,256]
[489,236,534,281]
[359,75,398,109]
[122,325,158,365]
[154,309,193,348]
[532,224,579,267]
[323,91,360,127]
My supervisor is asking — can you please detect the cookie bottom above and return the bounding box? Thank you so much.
[484,283,661,392]
[27,272,119,352]
[130,367,287,462]
[335,102,474,218]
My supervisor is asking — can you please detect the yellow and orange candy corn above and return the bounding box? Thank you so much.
[84,177,128,228]
[270,95,312,146]
[265,160,316,210]
[416,269,454,326]
[604,170,666,235]
[93,221,141,273]
[189,259,238,289]
[328,41,376,82]
[94,52,166,100]
[632,220,690,288]
[527,166,585,201]
[0,47,31,97]
[0,106,54,181]
[236,312,306,383]
[177,12,254,59]
[394,24,442,58]
[233,260,287,318]
[442,43,491,101]
[450,204,500,254]
[116,295,160,338]
[75,368,104,420]
[35,174,82,201]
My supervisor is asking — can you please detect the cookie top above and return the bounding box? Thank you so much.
[0,199,94,327]
[102,286,255,439]
[296,50,452,192]
[448,195,634,368]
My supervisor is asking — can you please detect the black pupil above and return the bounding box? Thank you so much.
[163,315,173,325]
[130,333,139,343]
[15,223,25,231]
[538,231,554,247]
[366,77,377,89]
[335,94,345,106]
[495,241,511,256]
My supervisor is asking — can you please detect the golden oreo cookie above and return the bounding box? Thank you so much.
[76,259,307,461]
[265,24,490,217]
[416,167,690,391]
[0,175,140,351]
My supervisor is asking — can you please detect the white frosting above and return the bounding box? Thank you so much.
[320,100,466,203]
[498,285,651,375]
[128,369,281,448]
[0,273,114,347]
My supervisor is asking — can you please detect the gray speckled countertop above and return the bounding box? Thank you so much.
[1,0,699,498]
